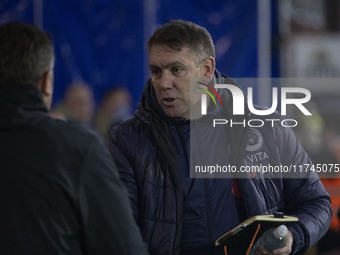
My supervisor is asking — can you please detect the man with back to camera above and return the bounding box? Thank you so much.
[108,20,332,255]
[0,21,149,255]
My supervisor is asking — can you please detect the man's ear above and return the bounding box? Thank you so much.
[39,70,54,109]
[201,56,215,83]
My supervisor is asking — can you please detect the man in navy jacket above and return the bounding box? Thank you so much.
[109,20,331,255]
[0,21,149,255]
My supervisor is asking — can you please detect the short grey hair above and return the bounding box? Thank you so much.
[0,21,54,87]
[147,20,215,61]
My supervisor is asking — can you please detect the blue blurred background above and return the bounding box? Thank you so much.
[0,0,279,108]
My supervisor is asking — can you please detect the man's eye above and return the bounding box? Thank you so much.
[171,66,183,75]
[151,69,161,78]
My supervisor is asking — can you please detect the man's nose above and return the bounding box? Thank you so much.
[159,71,174,89]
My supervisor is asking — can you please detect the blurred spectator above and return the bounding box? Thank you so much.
[49,110,67,121]
[338,207,340,230]
[93,87,132,142]
[297,111,340,232]
[51,81,95,129]
[306,121,340,254]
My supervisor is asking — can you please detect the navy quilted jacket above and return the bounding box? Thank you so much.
[0,86,149,255]
[109,71,331,255]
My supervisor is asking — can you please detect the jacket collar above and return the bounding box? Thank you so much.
[0,85,48,130]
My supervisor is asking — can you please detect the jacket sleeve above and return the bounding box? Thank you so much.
[107,126,140,220]
[79,135,149,255]
[278,125,332,254]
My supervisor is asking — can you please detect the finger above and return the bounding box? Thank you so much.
[257,246,269,255]
[271,230,293,255]
[271,244,292,255]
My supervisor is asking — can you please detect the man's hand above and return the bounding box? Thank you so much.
[254,230,293,255]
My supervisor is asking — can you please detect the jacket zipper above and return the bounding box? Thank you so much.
[168,123,184,255]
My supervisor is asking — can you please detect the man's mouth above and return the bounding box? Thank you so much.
[162,98,176,105]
